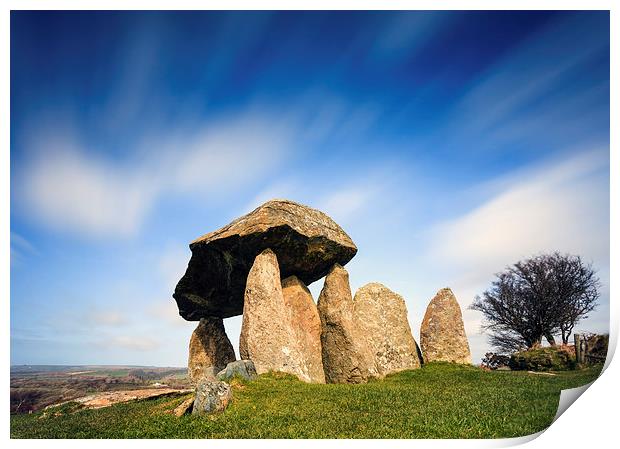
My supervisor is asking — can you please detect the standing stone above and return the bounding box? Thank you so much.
[239,249,310,382]
[353,283,421,375]
[317,264,378,383]
[282,276,326,383]
[420,288,472,364]
[188,317,236,384]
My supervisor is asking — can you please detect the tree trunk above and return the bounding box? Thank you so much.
[529,336,543,349]
[545,333,557,346]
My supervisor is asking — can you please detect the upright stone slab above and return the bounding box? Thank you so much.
[282,276,325,383]
[188,317,236,383]
[239,249,310,382]
[317,264,377,383]
[353,283,421,375]
[420,288,472,364]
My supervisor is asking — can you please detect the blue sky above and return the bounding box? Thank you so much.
[10,11,610,366]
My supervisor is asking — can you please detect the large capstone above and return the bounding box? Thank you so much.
[317,264,378,384]
[353,283,422,375]
[174,199,357,320]
[420,288,472,364]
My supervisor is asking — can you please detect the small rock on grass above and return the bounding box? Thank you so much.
[217,360,258,382]
[171,396,195,416]
[192,380,232,415]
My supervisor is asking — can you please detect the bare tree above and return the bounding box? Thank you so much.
[549,254,600,343]
[470,252,600,352]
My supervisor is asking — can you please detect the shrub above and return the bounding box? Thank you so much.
[481,352,511,370]
[11,389,44,414]
[509,346,576,371]
[583,333,608,364]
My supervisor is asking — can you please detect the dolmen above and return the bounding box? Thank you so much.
[173,199,471,389]
[174,199,356,384]
[174,199,357,320]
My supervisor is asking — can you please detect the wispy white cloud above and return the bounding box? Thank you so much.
[10,232,38,266]
[87,311,128,327]
[158,246,191,291]
[369,12,447,63]
[317,186,380,225]
[103,336,160,351]
[147,300,188,330]
[434,14,608,154]
[37,307,132,337]
[460,15,605,128]
[18,111,294,238]
[151,247,192,328]
[100,13,274,134]
[10,232,36,253]
[22,144,158,238]
[429,148,609,273]
[99,14,165,134]
[148,247,198,329]
[161,114,294,194]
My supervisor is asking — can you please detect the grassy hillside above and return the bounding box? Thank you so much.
[10,363,602,439]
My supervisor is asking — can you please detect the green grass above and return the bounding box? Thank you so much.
[10,363,602,439]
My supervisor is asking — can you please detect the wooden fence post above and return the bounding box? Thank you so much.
[574,333,586,365]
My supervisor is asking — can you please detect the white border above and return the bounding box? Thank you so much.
[1,0,617,10]
[2,1,616,448]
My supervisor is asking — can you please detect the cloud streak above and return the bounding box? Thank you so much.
[22,144,157,238]
[10,232,38,266]
[429,148,609,272]
[18,110,294,238]
[429,13,609,156]
[317,186,381,226]
[103,336,160,352]
[87,311,128,327]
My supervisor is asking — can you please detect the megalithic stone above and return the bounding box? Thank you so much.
[353,283,422,375]
[420,288,472,364]
[239,249,311,382]
[317,264,378,384]
[282,275,325,383]
[188,317,236,383]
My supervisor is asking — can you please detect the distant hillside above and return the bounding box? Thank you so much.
[11,365,189,414]
[11,365,184,373]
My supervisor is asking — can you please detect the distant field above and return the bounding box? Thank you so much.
[93,369,133,377]
[10,365,189,413]
[10,363,602,439]
[10,365,185,374]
